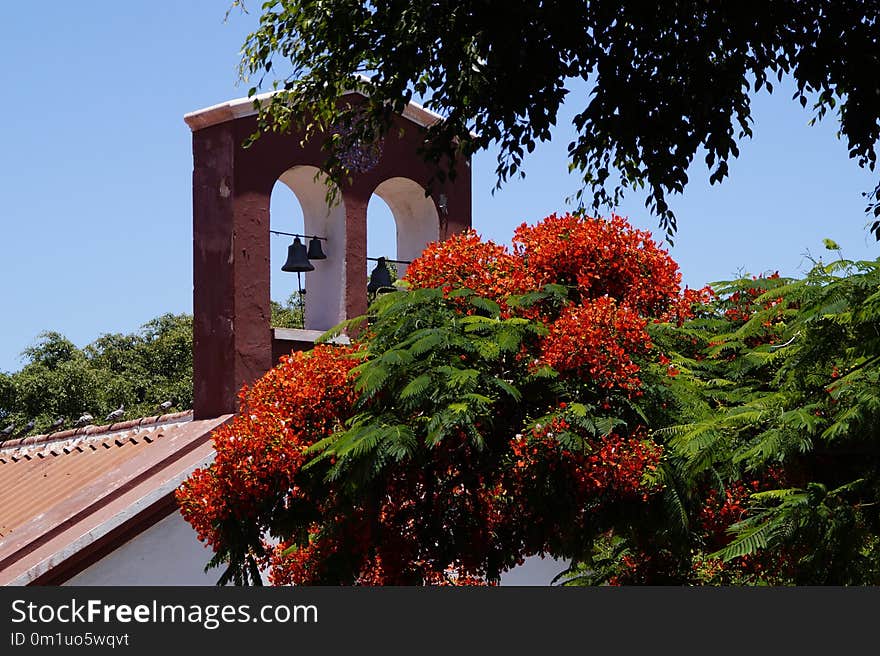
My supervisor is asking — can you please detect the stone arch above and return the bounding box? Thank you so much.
[186,92,472,418]
[372,177,440,278]
[274,166,347,331]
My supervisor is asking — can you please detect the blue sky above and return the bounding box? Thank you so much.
[1,3,877,373]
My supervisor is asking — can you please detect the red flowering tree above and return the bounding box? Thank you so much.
[178,213,708,585]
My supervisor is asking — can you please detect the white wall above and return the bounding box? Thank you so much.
[500,555,570,586]
[65,508,567,586]
[65,511,220,586]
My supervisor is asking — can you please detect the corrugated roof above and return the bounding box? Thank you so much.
[0,410,232,585]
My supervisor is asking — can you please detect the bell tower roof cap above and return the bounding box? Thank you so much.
[184,88,445,133]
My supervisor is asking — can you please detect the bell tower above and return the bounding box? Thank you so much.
[184,94,472,419]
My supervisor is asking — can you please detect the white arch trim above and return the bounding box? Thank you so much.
[373,177,440,277]
[276,166,347,331]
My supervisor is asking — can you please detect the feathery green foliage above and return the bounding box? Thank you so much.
[316,286,551,487]
[637,253,880,584]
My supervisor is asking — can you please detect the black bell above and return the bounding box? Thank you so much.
[281,237,314,272]
[367,257,394,294]
[307,237,327,260]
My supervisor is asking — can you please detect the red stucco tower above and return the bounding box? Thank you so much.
[184,93,472,419]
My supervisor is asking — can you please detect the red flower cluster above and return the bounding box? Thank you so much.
[539,298,648,390]
[697,480,751,545]
[266,526,330,585]
[660,285,716,325]
[175,344,359,549]
[606,551,682,586]
[508,421,662,504]
[722,272,782,325]
[406,213,692,393]
[697,467,787,548]
[513,213,682,316]
[690,467,795,583]
[404,228,534,305]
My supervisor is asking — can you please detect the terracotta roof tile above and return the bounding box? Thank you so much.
[0,410,233,585]
[0,410,195,452]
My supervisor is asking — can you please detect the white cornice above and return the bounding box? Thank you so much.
[184,89,445,132]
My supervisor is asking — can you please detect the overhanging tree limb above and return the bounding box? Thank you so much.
[235,0,880,240]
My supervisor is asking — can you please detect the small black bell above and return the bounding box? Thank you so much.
[281,237,314,272]
[307,237,327,260]
[367,257,394,294]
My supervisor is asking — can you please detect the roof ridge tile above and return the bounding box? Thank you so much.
[0,410,194,452]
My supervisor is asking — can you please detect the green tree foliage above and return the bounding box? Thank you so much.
[236,1,880,239]
[270,291,305,329]
[582,248,880,584]
[0,314,193,437]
